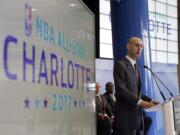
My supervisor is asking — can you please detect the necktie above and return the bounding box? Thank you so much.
[97,95,104,110]
[97,95,102,103]
[134,64,139,80]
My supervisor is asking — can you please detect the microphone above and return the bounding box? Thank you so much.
[143,65,174,97]
[144,65,174,101]
[143,65,150,70]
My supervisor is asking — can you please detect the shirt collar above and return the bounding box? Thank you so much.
[126,55,136,67]
[96,94,100,96]
[109,93,114,96]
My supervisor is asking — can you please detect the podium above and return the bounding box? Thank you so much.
[163,100,176,135]
[147,99,180,135]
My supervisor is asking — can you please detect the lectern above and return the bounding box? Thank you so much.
[163,100,176,135]
[148,99,180,135]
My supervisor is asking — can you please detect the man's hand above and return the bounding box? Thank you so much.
[98,113,110,120]
[98,113,105,120]
[103,113,110,119]
[139,100,154,109]
[151,100,160,105]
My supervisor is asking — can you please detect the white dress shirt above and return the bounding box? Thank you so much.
[126,55,136,69]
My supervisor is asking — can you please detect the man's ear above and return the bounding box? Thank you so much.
[127,43,130,50]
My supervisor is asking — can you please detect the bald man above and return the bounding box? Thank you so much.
[113,37,158,135]
[95,82,113,135]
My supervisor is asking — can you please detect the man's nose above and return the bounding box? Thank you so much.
[137,47,142,51]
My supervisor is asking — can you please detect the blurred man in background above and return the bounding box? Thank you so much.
[96,82,113,135]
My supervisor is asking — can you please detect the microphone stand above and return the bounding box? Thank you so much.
[151,71,174,97]
[144,66,174,98]
[151,71,166,101]
[144,66,168,101]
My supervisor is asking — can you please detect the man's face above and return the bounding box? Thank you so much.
[107,83,114,94]
[127,38,143,60]
[95,83,101,94]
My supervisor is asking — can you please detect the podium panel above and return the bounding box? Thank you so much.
[163,101,176,135]
[173,101,180,134]
[146,100,180,135]
[162,100,180,135]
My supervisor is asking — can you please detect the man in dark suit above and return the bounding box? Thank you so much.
[113,37,158,135]
[96,82,113,135]
[103,82,116,133]
[103,82,116,115]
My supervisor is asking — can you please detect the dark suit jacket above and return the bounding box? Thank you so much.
[113,58,151,133]
[96,95,113,135]
[103,92,116,114]
[96,95,113,118]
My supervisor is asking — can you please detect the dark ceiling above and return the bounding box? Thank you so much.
[82,0,99,14]
[82,0,100,57]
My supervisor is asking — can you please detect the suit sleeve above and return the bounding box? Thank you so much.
[141,95,152,102]
[113,61,139,108]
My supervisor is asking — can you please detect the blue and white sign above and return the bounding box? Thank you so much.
[148,0,178,64]
[0,0,96,134]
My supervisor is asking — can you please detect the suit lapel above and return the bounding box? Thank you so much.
[124,58,134,71]
[124,58,137,82]
[109,94,116,104]
[124,58,142,97]
[96,95,105,110]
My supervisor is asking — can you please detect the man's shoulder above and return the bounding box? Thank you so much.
[103,92,109,97]
[100,94,107,102]
[114,58,127,67]
[103,93,113,99]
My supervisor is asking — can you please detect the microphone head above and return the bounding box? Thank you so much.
[143,65,148,68]
[143,65,152,72]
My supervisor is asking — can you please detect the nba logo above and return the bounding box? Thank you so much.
[24,3,32,37]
